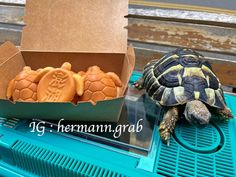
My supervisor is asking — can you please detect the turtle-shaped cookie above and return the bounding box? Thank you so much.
[36,62,84,102]
[135,48,233,145]
[79,66,122,104]
[6,66,50,102]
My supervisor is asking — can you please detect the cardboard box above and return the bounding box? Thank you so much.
[0,0,135,122]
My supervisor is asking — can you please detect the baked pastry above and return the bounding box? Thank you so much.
[6,66,50,102]
[37,62,84,102]
[79,66,122,104]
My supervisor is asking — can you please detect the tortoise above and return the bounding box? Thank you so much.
[79,66,122,104]
[134,48,233,145]
[36,62,84,102]
[6,66,51,102]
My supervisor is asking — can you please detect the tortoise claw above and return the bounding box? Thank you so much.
[167,140,170,146]
[159,121,171,145]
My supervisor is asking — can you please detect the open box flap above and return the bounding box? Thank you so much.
[0,41,21,65]
[0,42,25,98]
[21,0,128,53]
[120,45,135,95]
[126,45,136,75]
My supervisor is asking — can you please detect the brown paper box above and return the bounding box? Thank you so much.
[0,0,135,122]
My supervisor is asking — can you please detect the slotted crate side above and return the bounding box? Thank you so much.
[155,94,236,177]
[0,118,20,129]
[155,127,234,177]
[11,140,127,177]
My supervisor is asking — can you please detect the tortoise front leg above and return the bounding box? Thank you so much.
[133,77,144,90]
[216,107,233,120]
[159,107,179,146]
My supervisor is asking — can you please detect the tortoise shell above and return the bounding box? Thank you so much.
[79,66,120,104]
[143,48,225,109]
[8,67,38,102]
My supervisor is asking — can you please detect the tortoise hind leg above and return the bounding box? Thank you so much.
[133,77,144,90]
[159,107,179,146]
[216,107,233,120]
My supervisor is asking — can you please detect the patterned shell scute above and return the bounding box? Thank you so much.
[81,68,117,103]
[143,48,225,108]
[13,70,38,101]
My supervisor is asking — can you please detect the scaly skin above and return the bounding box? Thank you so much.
[217,107,233,120]
[133,77,144,90]
[184,100,211,126]
[159,107,179,146]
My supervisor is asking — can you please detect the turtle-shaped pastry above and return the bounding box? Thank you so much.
[135,48,233,145]
[79,66,122,104]
[6,66,51,102]
[36,62,84,102]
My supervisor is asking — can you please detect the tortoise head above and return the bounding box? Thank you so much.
[87,65,102,73]
[184,100,211,127]
[61,62,72,71]
[23,66,32,71]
